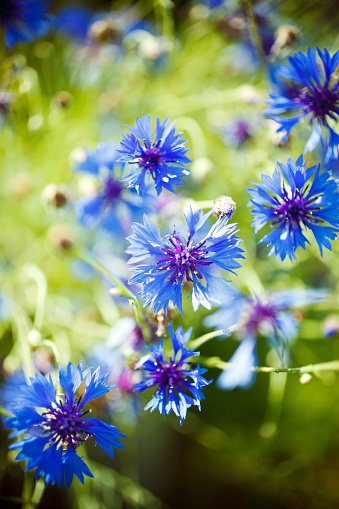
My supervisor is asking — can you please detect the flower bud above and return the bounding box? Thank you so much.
[53,91,72,109]
[300,373,312,385]
[213,196,236,219]
[88,18,121,44]
[42,183,68,208]
[48,225,74,250]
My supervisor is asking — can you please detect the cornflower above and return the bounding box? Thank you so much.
[247,155,339,261]
[5,362,126,487]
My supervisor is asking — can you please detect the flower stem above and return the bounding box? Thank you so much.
[74,249,144,328]
[189,329,226,350]
[199,356,339,375]
[242,0,266,64]
[22,264,47,330]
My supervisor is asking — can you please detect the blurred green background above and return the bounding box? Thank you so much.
[2,1,339,508]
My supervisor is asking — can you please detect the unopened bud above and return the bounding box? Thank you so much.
[42,183,68,208]
[53,91,72,109]
[300,373,312,385]
[48,225,74,250]
[213,196,236,219]
[275,25,300,49]
[88,18,121,45]
[269,25,300,61]
[108,287,123,297]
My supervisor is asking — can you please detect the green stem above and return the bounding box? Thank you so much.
[199,356,339,375]
[74,249,144,328]
[188,329,226,350]
[12,307,34,378]
[22,264,47,330]
[243,0,266,64]
[22,472,34,509]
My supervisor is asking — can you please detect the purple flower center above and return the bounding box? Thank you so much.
[0,0,23,27]
[40,395,90,449]
[234,121,251,143]
[157,233,212,283]
[270,187,321,231]
[102,177,124,204]
[152,359,188,393]
[299,83,339,125]
[139,146,163,176]
[245,300,277,333]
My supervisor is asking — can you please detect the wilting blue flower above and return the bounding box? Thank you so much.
[133,325,211,424]
[1,0,50,48]
[126,207,244,316]
[73,141,151,235]
[247,155,339,261]
[205,286,327,390]
[117,114,191,196]
[5,362,126,487]
[266,48,339,161]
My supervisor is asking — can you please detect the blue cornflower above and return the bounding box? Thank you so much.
[117,114,191,196]
[5,362,126,487]
[133,325,211,424]
[266,48,339,161]
[205,286,327,390]
[0,0,50,48]
[73,141,150,235]
[126,207,244,316]
[247,155,339,261]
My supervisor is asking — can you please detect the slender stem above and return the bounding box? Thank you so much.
[75,249,135,300]
[74,249,144,328]
[189,329,226,350]
[22,264,47,330]
[199,356,339,375]
[22,472,35,509]
[12,307,34,378]
[243,0,266,64]
[30,480,45,508]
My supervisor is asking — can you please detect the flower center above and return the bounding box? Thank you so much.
[271,187,321,231]
[40,395,90,450]
[157,233,212,283]
[102,178,124,204]
[245,300,277,334]
[153,360,188,392]
[139,146,162,176]
[299,83,339,125]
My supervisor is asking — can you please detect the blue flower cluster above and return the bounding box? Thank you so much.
[3,25,339,490]
[5,363,126,487]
